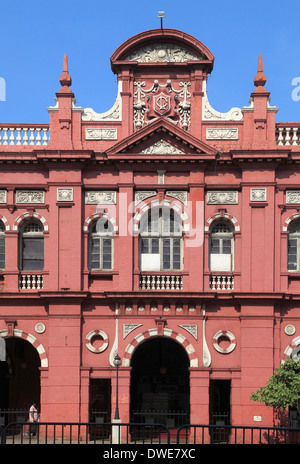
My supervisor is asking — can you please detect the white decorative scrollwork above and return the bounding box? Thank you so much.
[135,191,156,205]
[82,82,122,121]
[85,191,116,205]
[85,128,118,140]
[166,191,187,205]
[207,191,238,205]
[286,191,300,204]
[16,190,45,204]
[126,44,204,63]
[0,191,7,203]
[202,307,211,367]
[202,80,243,122]
[206,128,239,140]
[57,188,73,202]
[133,79,191,131]
[123,324,143,339]
[140,140,184,155]
[250,188,267,202]
[133,80,158,130]
[178,324,197,340]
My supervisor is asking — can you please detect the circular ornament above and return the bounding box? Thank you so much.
[213,330,236,354]
[285,324,296,336]
[86,330,108,353]
[35,323,46,334]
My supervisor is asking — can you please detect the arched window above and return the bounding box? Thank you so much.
[139,207,182,271]
[287,220,300,271]
[20,220,44,271]
[0,222,5,270]
[89,218,113,270]
[209,220,234,272]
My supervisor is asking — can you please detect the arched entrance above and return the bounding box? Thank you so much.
[0,337,41,424]
[130,337,190,427]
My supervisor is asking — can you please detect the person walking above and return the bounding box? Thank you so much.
[28,401,39,437]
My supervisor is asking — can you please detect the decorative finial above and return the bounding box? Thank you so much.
[254,54,266,88]
[59,54,72,90]
[158,11,165,29]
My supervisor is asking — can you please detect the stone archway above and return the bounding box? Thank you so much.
[129,336,191,427]
[0,329,48,419]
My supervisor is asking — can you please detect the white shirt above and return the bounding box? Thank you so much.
[29,405,38,422]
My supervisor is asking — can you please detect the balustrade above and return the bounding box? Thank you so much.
[19,274,43,290]
[209,274,234,291]
[276,125,300,146]
[0,125,49,146]
[139,274,183,290]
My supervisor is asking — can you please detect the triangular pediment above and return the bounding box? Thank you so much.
[105,118,217,158]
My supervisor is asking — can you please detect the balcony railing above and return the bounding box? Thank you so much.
[209,274,234,291]
[139,274,183,290]
[276,125,300,146]
[0,125,49,146]
[19,273,43,290]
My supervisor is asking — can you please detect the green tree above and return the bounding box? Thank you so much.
[250,358,300,411]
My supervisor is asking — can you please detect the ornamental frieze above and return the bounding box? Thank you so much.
[140,139,184,154]
[0,190,7,203]
[85,191,116,205]
[126,43,204,63]
[206,128,239,140]
[85,128,118,140]
[286,190,300,204]
[16,190,45,204]
[207,191,238,205]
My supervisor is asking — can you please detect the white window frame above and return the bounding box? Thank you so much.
[20,220,44,271]
[0,222,5,270]
[89,219,114,271]
[209,221,234,272]
[287,221,300,271]
[139,207,183,272]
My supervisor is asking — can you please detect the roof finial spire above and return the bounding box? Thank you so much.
[59,54,72,90]
[254,53,266,89]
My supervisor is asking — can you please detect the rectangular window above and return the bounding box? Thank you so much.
[288,239,298,270]
[102,239,112,270]
[0,237,5,269]
[90,237,112,270]
[22,238,44,270]
[210,238,220,254]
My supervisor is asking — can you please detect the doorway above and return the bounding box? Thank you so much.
[89,378,111,423]
[0,337,41,425]
[130,337,190,427]
[209,379,231,443]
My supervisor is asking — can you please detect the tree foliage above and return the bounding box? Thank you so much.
[250,358,300,411]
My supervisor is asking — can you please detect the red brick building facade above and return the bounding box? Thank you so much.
[0,28,299,429]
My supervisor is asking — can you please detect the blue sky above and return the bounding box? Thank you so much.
[1,0,300,123]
